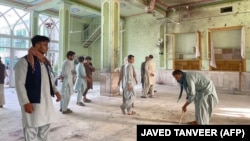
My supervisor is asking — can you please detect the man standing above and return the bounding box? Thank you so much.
[172,69,219,125]
[14,35,61,140]
[0,57,7,108]
[83,56,95,103]
[141,54,156,98]
[60,51,75,114]
[120,55,136,115]
[140,56,149,90]
[118,56,137,107]
[74,56,87,106]
[118,57,138,89]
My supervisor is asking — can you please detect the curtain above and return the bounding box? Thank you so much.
[210,40,217,68]
[195,32,200,58]
[241,26,245,58]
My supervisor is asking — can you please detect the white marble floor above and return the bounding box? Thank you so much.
[1,82,250,141]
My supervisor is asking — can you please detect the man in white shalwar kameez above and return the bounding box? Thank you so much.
[120,55,136,115]
[141,54,156,98]
[14,35,61,141]
[60,51,75,114]
[172,69,219,125]
[74,56,87,106]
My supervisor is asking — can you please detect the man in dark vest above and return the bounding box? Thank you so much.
[14,35,61,140]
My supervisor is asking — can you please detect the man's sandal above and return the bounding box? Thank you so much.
[128,111,136,115]
[83,99,91,103]
[76,102,85,106]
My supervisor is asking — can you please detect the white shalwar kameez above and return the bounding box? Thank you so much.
[121,63,136,113]
[143,58,156,97]
[60,59,74,112]
[14,58,58,141]
[185,72,219,125]
[73,62,86,103]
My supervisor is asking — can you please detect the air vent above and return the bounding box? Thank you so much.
[220,6,232,13]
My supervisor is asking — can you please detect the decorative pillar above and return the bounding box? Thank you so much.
[58,2,71,70]
[100,0,120,96]
[30,11,39,37]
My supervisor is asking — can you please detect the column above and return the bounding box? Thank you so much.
[30,11,39,37]
[58,2,71,70]
[100,0,120,96]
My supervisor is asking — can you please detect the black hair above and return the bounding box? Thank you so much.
[31,35,50,46]
[149,54,153,58]
[127,54,134,60]
[172,69,183,76]
[78,56,85,62]
[85,56,92,60]
[66,51,75,58]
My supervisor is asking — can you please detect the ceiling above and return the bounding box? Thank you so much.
[0,0,242,18]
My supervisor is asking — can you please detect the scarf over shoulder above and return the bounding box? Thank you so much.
[27,47,51,72]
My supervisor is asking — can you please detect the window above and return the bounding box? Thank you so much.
[173,32,201,70]
[208,26,244,71]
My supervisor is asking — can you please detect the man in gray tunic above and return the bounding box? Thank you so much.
[140,56,149,90]
[118,56,137,107]
[120,55,136,115]
[172,69,219,125]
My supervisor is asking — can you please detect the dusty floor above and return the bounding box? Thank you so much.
[1,82,250,141]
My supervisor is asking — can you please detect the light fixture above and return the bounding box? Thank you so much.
[70,8,80,13]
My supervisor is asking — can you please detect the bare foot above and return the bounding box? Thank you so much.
[127,111,136,115]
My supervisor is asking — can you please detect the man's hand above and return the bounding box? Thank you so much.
[86,77,91,82]
[127,84,132,91]
[55,92,61,102]
[182,101,190,113]
[182,105,187,112]
[24,103,33,114]
[58,75,64,82]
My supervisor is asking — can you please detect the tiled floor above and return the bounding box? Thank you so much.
[1,82,250,141]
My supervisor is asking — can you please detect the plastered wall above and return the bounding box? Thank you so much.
[156,69,250,92]
[122,1,250,92]
[123,13,164,70]
[70,1,250,90]
[165,0,250,71]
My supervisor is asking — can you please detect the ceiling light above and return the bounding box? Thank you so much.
[19,0,37,3]
[70,8,80,13]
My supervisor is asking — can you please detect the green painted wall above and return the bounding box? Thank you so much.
[68,17,101,71]
[69,0,250,73]
[165,1,250,72]
[123,13,164,70]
